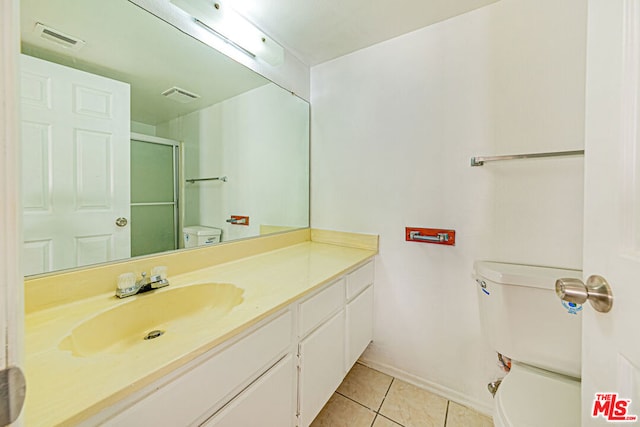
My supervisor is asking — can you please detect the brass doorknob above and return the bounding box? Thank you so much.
[555,275,613,313]
[115,217,128,227]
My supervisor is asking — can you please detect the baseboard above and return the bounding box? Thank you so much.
[357,357,494,417]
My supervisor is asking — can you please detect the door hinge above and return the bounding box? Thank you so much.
[0,366,26,425]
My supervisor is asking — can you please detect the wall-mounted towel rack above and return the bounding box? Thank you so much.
[470,150,584,167]
[185,176,228,183]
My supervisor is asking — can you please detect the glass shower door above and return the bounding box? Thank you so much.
[130,136,178,257]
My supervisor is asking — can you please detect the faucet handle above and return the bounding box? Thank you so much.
[149,266,170,289]
[151,266,168,280]
[117,273,136,291]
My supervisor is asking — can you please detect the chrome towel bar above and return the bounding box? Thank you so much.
[409,231,449,243]
[185,176,228,183]
[405,227,456,246]
[470,150,584,167]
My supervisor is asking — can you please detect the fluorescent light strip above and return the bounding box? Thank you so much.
[170,0,284,66]
[194,18,256,59]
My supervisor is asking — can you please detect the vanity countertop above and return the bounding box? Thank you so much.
[24,231,377,426]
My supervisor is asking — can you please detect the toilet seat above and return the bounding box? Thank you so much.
[494,362,581,427]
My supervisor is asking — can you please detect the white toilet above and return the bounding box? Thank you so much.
[473,261,583,427]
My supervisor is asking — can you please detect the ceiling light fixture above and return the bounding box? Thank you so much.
[169,0,284,66]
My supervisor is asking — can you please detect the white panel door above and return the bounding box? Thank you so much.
[20,54,130,275]
[582,0,640,424]
[1,0,25,424]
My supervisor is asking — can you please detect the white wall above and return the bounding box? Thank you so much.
[311,0,586,413]
[131,121,156,136]
[158,83,309,242]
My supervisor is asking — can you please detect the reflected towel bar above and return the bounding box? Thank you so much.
[185,176,228,183]
[470,150,584,167]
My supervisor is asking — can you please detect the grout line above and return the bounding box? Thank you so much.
[335,391,378,413]
[443,400,450,427]
[377,377,394,413]
[377,414,406,427]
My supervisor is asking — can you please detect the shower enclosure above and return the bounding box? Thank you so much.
[130,133,179,257]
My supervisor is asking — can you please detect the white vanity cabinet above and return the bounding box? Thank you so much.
[297,279,347,427]
[296,261,375,426]
[92,260,374,427]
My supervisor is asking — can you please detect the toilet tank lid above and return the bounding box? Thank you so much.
[474,261,582,290]
[183,226,222,236]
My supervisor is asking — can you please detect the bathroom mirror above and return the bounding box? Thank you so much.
[20,0,309,276]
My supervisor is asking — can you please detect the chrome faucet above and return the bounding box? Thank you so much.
[116,271,169,298]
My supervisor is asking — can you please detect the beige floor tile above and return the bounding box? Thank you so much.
[337,363,394,410]
[311,393,376,427]
[445,402,493,427]
[379,380,448,427]
[373,415,404,427]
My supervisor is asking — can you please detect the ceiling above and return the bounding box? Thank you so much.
[229,0,500,65]
[19,0,500,124]
[20,0,269,125]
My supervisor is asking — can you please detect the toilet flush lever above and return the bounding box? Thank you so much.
[555,275,613,313]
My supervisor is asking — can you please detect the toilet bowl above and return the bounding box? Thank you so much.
[494,363,580,427]
[473,261,583,427]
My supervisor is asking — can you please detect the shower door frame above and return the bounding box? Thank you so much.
[130,132,180,252]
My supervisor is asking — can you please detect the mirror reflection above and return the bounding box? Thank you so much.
[20,0,310,277]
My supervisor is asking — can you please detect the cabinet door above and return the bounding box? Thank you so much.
[298,310,345,427]
[202,355,295,427]
[346,285,374,370]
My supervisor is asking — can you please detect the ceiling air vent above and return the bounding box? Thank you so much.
[35,23,85,51]
[161,87,201,103]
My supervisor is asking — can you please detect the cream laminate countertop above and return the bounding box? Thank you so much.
[25,239,376,426]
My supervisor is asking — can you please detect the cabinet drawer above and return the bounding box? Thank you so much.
[201,355,295,427]
[299,279,344,337]
[346,261,374,300]
[104,310,293,426]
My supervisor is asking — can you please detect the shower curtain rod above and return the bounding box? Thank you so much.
[470,150,584,167]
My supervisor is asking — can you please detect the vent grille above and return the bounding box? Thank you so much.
[35,23,85,50]
[161,87,201,103]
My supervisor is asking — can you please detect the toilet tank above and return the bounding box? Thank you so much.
[473,261,583,378]
[183,226,222,248]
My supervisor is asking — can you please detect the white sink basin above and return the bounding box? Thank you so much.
[59,283,244,357]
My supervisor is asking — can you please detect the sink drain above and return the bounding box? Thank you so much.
[144,330,165,340]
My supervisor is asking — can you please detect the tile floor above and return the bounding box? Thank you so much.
[311,363,494,427]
